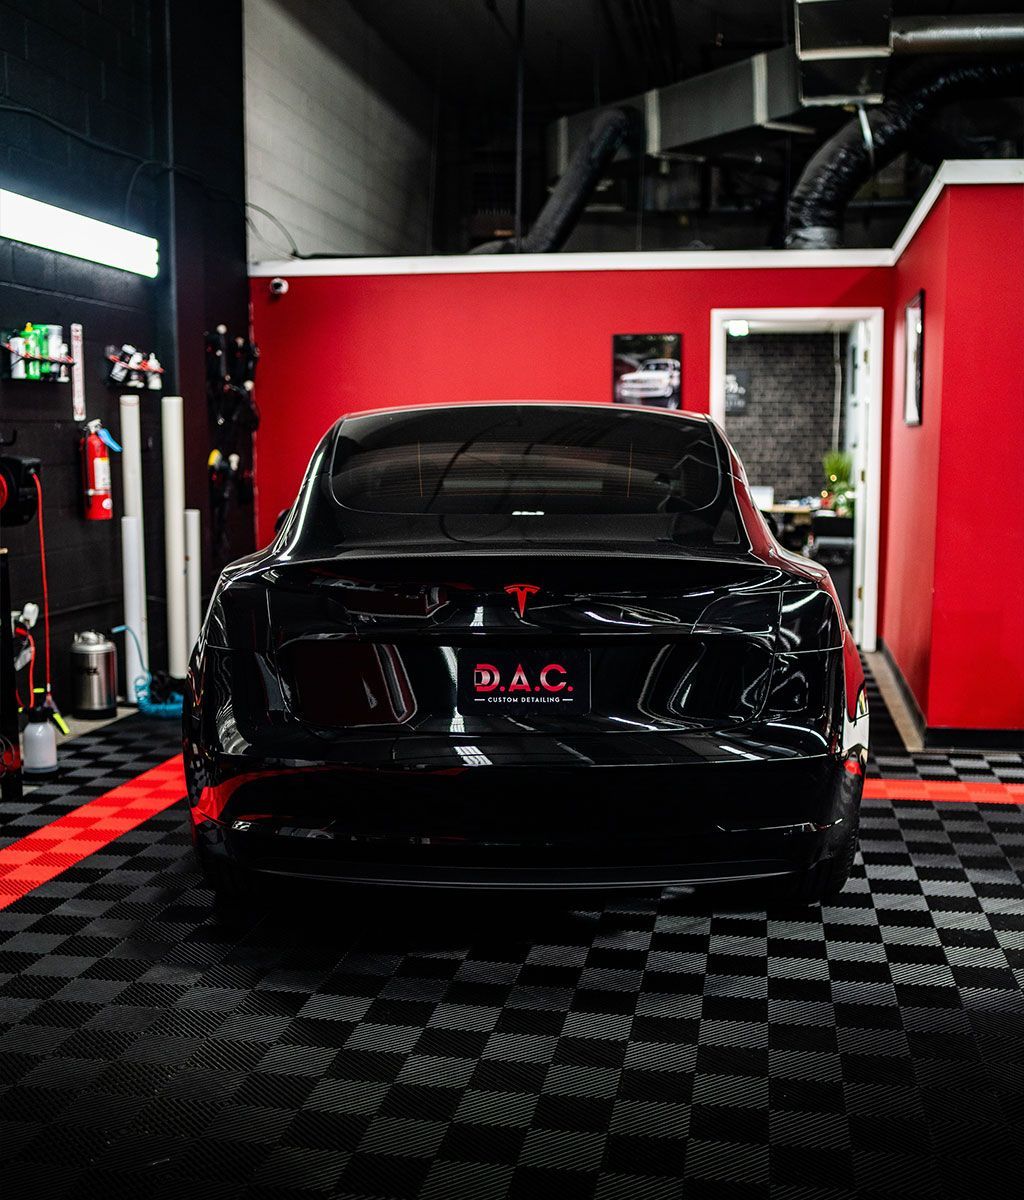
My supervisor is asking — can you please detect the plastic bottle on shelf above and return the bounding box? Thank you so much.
[126,349,145,387]
[24,325,41,379]
[9,335,26,379]
[47,325,63,375]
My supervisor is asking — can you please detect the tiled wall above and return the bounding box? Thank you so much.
[724,332,848,501]
[244,0,434,259]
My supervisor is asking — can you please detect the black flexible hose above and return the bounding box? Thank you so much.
[472,106,637,253]
[786,59,1024,248]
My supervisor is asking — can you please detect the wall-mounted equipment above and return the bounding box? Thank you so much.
[0,549,23,805]
[0,187,159,277]
[106,344,164,391]
[0,455,67,737]
[0,450,42,527]
[2,324,73,381]
[205,324,259,426]
[79,420,121,521]
[205,323,260,558]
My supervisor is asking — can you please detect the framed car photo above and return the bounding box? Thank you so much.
[613,333,682,409]
[903,290,924,426]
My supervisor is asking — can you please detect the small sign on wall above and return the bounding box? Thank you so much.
[903,290,924,426]
[724,368,751,415]
[70,323,86,421]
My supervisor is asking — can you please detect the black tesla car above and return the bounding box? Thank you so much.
[185,403,868,904]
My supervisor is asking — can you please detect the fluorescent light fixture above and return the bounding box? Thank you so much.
[0,188,159,277]
[726,319,750,338]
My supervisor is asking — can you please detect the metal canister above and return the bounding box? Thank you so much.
[70,631,118,719]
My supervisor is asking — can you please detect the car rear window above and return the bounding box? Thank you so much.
[329,405,725,517]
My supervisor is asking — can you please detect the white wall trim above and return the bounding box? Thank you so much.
[251,247,891,277]
[250,159,1023,278]
[889,159,1024,260]
[709,306,885,652]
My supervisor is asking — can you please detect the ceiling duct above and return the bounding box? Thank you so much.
[796,3,1024,105]
[795,0,892,105]
[546,47,805,178]
[891,15,1024,56]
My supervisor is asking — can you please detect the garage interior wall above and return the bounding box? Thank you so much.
[249,177,1024,744]
[243,0,435,259]
[0,0,251,703]
[889,184,1024,740]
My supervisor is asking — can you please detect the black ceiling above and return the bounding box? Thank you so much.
[347,0,1019,116]
[346,0,788,112]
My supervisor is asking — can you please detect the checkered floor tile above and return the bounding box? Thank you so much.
[1,716,182,848]
[859,657,1024,786]
[0,697,1020,1197]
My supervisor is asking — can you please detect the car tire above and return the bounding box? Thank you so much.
[786,816,860,905]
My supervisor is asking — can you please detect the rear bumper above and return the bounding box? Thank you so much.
[190,752,865,890]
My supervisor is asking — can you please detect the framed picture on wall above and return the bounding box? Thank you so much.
[903,290,924,426]
[613,333,681,409]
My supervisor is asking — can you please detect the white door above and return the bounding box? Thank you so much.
[846,320,872,646]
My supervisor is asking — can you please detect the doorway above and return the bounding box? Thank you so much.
[709,308,884,650]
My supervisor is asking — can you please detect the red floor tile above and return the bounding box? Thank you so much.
[0,754,184,910]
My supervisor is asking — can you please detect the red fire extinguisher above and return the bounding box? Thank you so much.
[80,419,121,521]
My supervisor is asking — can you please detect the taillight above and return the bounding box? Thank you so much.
[777,588,842,652]
[694,592,780,639]
[205,579,272,651]
[283,640,415,727]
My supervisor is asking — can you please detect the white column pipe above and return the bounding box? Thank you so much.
[161,395,188,678]
[119,394,149,683]
[120,515,145,698]
[184,508,202,653]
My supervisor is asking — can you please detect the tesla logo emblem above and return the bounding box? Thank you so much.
[504,582,540,617]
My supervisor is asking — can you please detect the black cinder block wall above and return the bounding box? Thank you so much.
[725,332,849,501]
[0,0,251,707]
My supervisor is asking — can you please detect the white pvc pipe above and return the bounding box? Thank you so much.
[184,508,202,653]
[161,395,188,678]
[119,394,149,680]
[120,515,145,699]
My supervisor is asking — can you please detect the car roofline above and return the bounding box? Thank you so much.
[333,401,709,427]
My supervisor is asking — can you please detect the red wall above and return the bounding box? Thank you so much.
[927,187,1024,731]
[251,265,888,540]
[885,193,948,716]
[250,183,1024,735]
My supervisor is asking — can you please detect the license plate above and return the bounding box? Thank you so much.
[457,649,591,715]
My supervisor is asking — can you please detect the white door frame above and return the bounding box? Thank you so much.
[709,306,885,651]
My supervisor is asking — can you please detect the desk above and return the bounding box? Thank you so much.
[766,504,813,516]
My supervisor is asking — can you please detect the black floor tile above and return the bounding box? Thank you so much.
[0,687,1022,1197]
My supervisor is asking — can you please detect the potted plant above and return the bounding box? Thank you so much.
[821,450,854,516]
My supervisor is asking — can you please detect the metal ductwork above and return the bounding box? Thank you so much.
[548,14,1024,163]
[797,3,1024,104]
[546,48,805,177]
[892,15,1024,56]
[474,106,635,254]
[786,60,1024,248]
